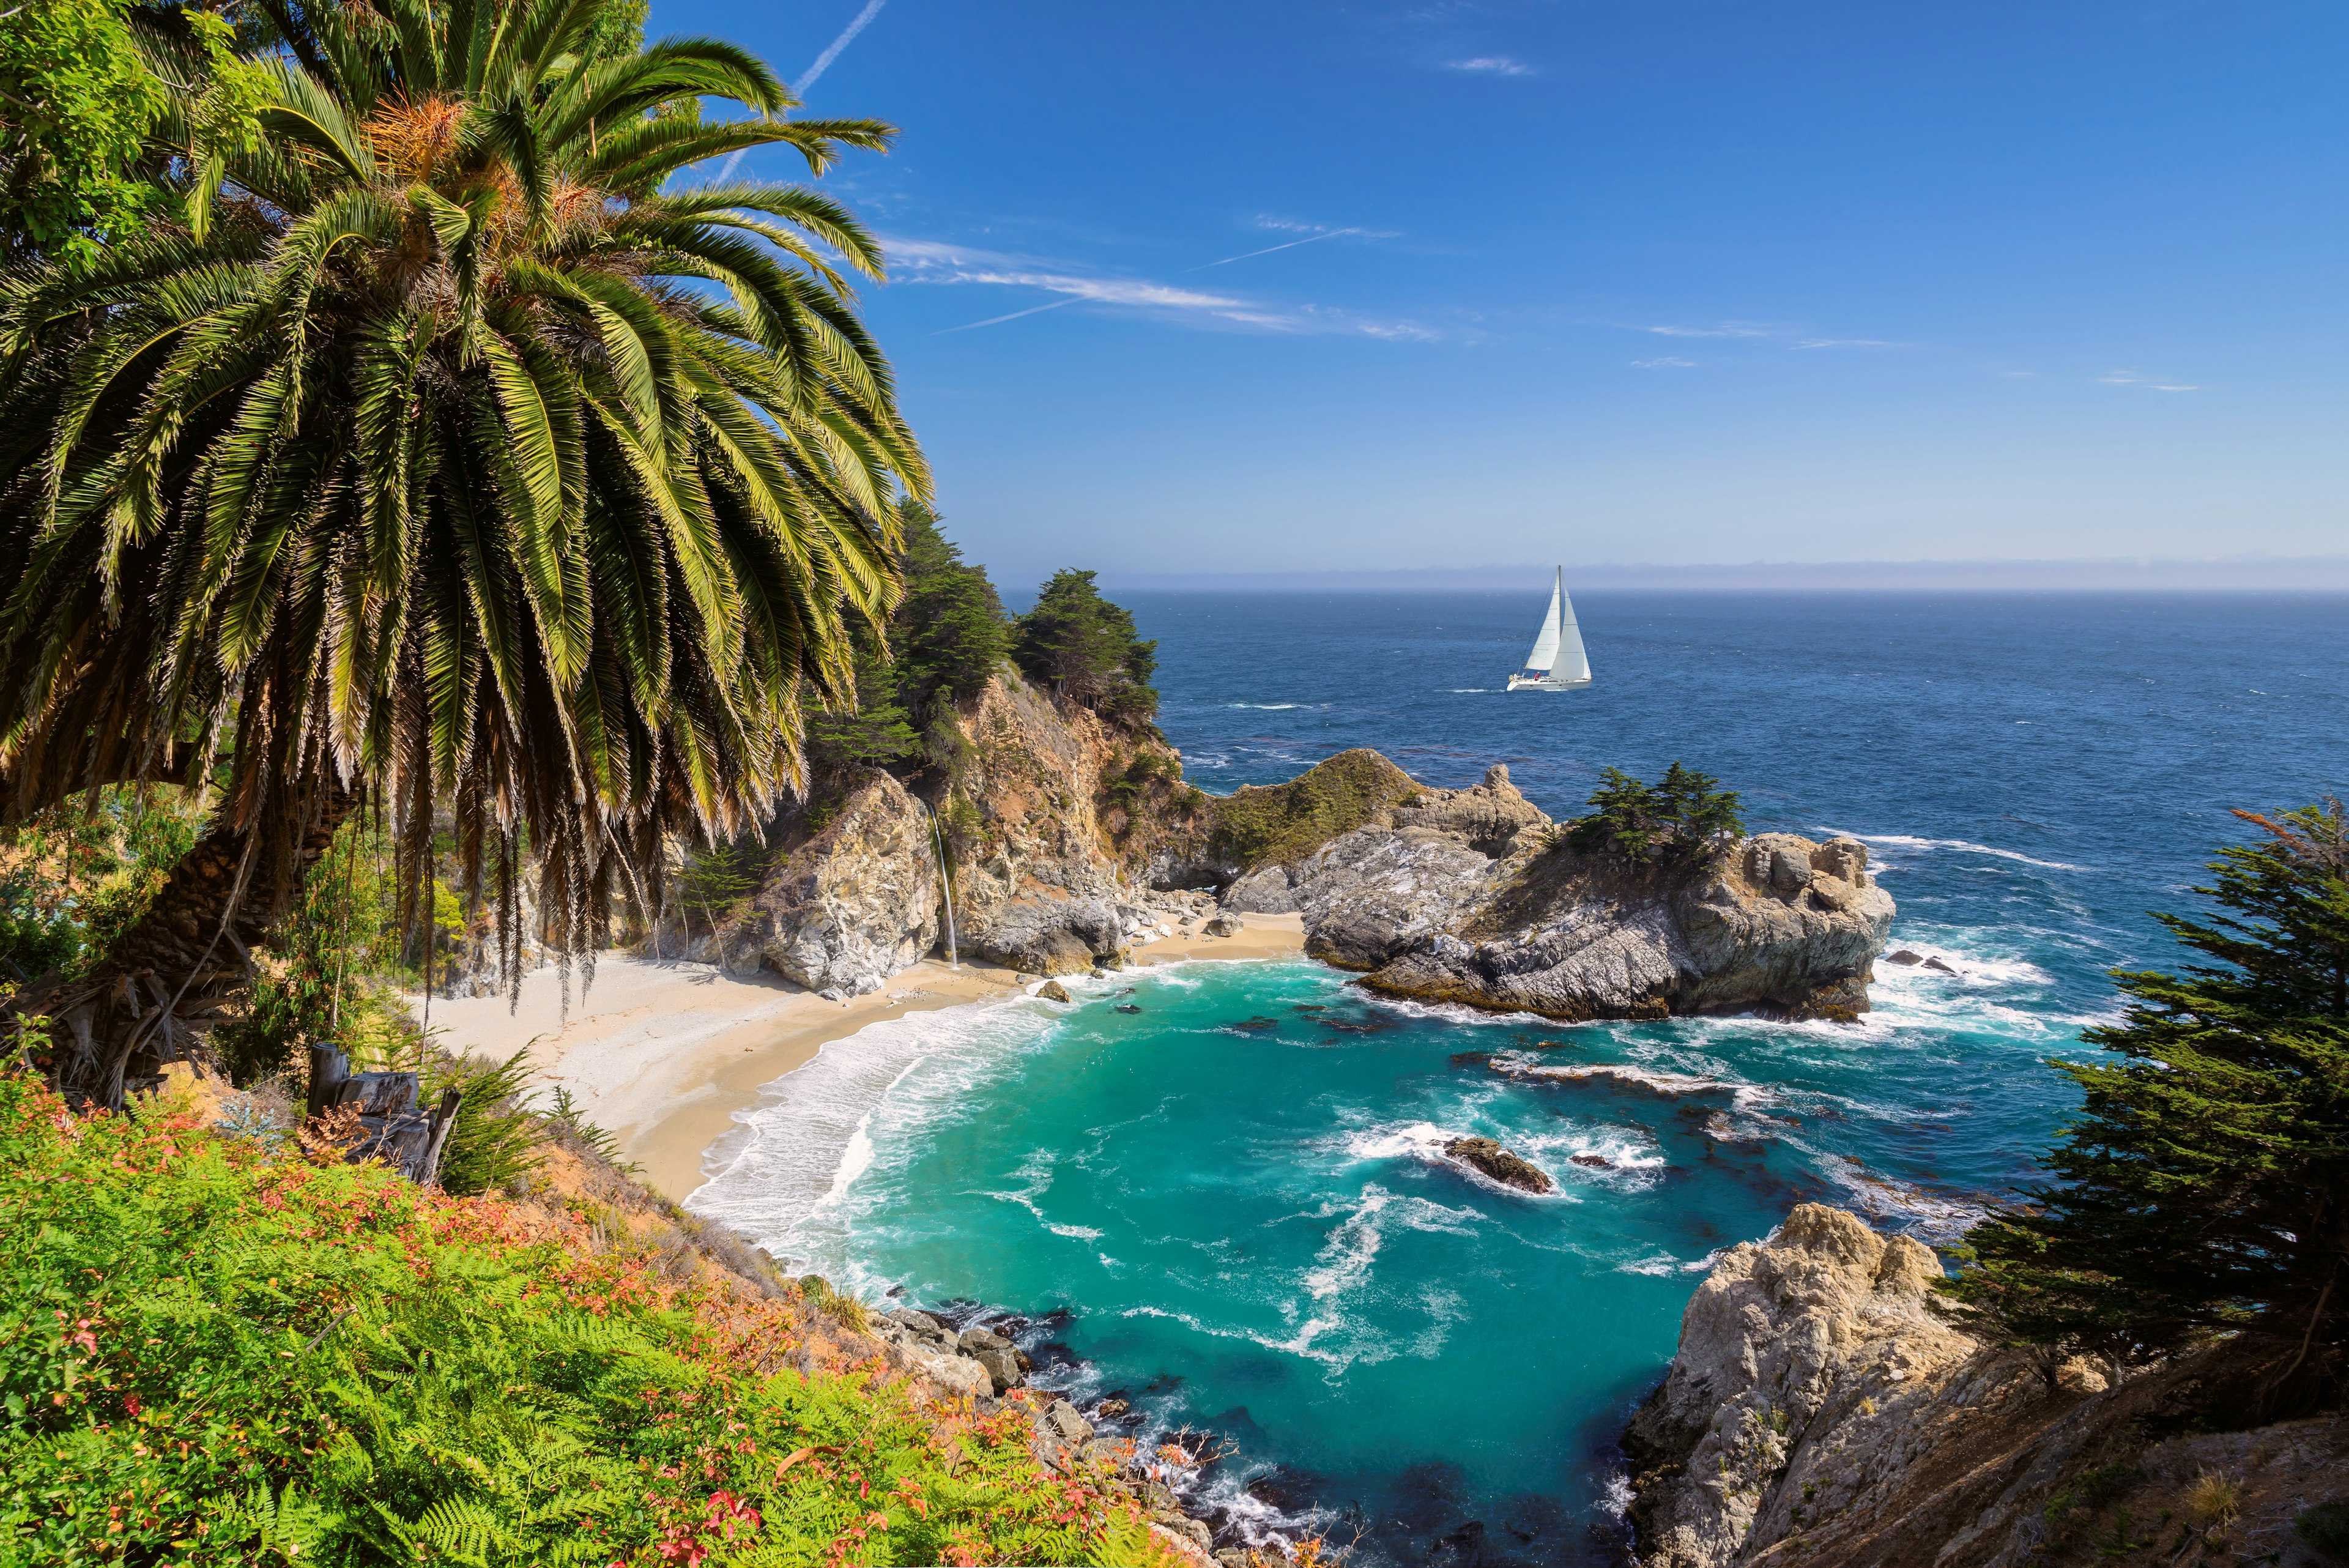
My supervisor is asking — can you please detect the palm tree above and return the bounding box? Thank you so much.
[0,0,927,1106]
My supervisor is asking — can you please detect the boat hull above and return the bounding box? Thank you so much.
[1507,674,1592,691]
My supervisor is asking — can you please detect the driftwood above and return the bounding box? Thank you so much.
[306,1045,462,1185]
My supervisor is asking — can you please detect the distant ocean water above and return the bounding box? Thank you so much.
[691,592,2349,1567]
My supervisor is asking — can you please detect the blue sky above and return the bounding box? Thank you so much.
[654,0,2348,586]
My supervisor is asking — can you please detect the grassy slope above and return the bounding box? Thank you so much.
[0,1071,1177,1567]
[1203,749,1420,874]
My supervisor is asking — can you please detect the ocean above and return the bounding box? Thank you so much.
[688,591,2348,1566]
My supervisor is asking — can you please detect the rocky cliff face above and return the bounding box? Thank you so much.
[656,767,941,997]
[1624,1204,2349,1568]
[940,675,1203,975]
[1217,759,1893,1020]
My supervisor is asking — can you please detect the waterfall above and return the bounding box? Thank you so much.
[922,799,959,968]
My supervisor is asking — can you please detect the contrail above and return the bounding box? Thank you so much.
[937,297,1082,334]
[1194,228,1357,269]
[712,0,888,185]
[795,0,888,96]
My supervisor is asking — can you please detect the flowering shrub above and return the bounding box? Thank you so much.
[0,1072,1172,1564]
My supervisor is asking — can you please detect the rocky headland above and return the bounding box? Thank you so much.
[656,691,1896,1022]
[1624,1204,2349,1568]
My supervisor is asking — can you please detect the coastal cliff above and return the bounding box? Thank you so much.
[659,729,1893,1018]
[1625,1205,2349,1568]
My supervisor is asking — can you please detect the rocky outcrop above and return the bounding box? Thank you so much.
[754,769,943,996]
[1222,761,1893,1020]
[1442,1135,1554,1193]
[1625,1205,1983,1567]
[940,675,1193,975]
[1622,1205,2349,1568]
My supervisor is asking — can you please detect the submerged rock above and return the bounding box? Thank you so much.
[1442,1136,1556,1194]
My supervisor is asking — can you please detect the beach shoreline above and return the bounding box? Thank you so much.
[418,913,1307,1201]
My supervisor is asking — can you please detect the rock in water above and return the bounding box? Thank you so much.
[1442,1135,1556,1194]
[1036,979,1073,1003]
[1887,949,1924,965]
[1922,955,1959,975]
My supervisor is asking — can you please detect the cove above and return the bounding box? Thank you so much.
[692,937,2086,1565]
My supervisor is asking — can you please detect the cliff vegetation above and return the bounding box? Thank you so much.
[0,1060,1180,1566]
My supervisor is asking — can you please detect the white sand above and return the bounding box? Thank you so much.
[416,913,1307,1199]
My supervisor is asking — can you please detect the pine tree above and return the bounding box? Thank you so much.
[1011,570,1158,725]
[1947,802,2349,1410]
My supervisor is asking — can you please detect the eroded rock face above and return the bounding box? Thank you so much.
[749,768,941,995]
[942,677,1137,975]
[1623,1205,1976,1568]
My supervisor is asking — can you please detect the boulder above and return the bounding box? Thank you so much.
[1442,1135,1556,1194]
[958,1326,1025,1392]
[942,678,1152,975]
[1042,1399,1094,1444]
[749,768,941,993]
[915,1351,993,1402]
[1078,1436,1130,1469]
[1201,913,1242,937]
[1037,979,1073,1003]
[1623,1205,1976,1567]
[883,1306,952,1346]
[1356,830,1894,1022]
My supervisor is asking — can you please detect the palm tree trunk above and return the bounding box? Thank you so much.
[24,779,358,1110]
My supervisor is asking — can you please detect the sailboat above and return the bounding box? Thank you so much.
[1507,567,1594,691]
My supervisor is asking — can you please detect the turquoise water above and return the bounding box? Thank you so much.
[691,592,2349,1566]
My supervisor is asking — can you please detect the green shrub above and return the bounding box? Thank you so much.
[1208,748,1420,871]
[0,1071,1168,1565]
[426,1049,548,1197]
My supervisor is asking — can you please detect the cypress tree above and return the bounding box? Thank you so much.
[1947,801,2349,1410]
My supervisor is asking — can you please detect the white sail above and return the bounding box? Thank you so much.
[1524,570,1564,672]
[1551,581,1592,683]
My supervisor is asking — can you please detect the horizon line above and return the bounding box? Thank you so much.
[1071,554,2349,594]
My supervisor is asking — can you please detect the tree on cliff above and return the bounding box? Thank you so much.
[1012,570,1158,726]
[1566,763,1744,869]
[0,0,924,1107]
[803,500,1008,777]
[1947,801,2349,1411]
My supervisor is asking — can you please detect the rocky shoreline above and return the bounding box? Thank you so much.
[866,1293,1290,1564]
[637,679,1896,1027]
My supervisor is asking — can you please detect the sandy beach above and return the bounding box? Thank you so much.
[420,912,1307,1200]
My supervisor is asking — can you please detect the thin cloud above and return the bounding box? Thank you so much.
[1645,322,1776,339]
[1630,357,1697,369]
[2099,370,2201,392]
[893,237,1446,340]
[1196,228,1362,269]
[1794,337,1904,350]
[1449,56,1534,75]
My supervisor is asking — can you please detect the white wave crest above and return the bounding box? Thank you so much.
[684,994,1052,1276]
[1830,830,2088,873]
